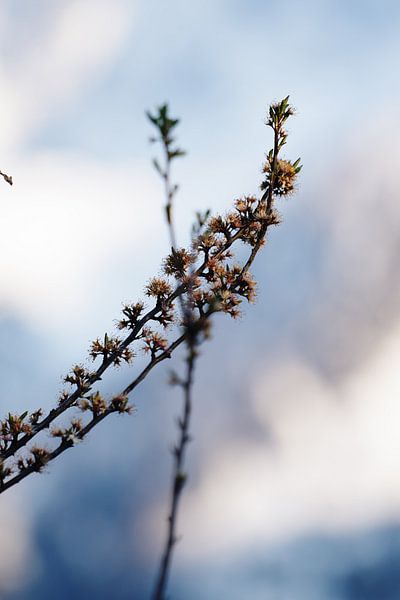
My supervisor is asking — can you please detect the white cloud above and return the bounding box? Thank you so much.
[0,0,162,342]
[0,152,163,336]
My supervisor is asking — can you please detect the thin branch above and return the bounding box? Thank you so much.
[153,337,195,600]
[122,333,186,396]
[148,105,200,600]
[0,305,162,460]
[0,330,189,494]
[0,169,12,186]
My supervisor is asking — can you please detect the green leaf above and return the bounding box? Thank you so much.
[168,148,186,160]
[145,110,159,126]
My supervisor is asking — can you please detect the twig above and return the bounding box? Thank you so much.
[153,336,196,600]
[0,169,12,186]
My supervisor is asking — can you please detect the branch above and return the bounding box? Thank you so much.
[148,105,201,600]
[0,97,301,501]
[0,169,12,186]
[153,335,196,600]
[0,330,188,494]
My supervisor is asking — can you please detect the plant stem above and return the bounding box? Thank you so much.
[152,341,195,600]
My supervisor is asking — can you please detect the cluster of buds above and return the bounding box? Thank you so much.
[64,365,93,395]
[1,413,33,444]
[117,301,145,330]
[109,395,132,415]
[163,248,194,279]
[152,302,176,328]
[210,265,256,318]
[261,156,301,197]
[144,278,177,327]
[0,410,43,455]
[0,460,12,485]
[78,391,132,418]
[17,446,51,473]
[145,277,173,299]
[79,391,108,417]
[52,418,83,446]
[142,328,169,359]
[89,334,134,366]
[261,96,302,199]
[206,196,279,248]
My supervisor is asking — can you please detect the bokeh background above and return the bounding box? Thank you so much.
[1,1,400,598]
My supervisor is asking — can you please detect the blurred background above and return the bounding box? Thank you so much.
[1,1,400,598]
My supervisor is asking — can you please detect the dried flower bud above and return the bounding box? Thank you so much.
[0,460,12,484]
[163,248,194,278]
[78,391,107,416]
[65,365,92,392]
[30,446,51,471]
[145,277,172,298]
[90,335,134,366]
[110,395,132,414]
[117,302,144,330]
[142,328,169,357]
[261,158,301,197]
[29,409,43,425]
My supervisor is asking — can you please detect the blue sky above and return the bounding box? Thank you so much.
[1,1,400,598]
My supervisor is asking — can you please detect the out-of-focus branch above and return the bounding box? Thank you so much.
[0,169,12,186]
[153,334,196,600]
[151,97,301,599]
[147,105,201,600]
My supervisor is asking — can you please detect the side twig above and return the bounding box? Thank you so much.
[0,169,12,186]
